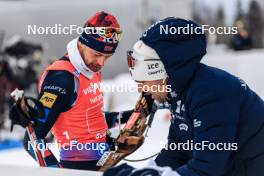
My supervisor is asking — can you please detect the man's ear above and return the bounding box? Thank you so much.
[77,41,87,60]
[77,41,85,52]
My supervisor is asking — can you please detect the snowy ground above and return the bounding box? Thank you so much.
[1,47,264,174]
[0,164,101,176]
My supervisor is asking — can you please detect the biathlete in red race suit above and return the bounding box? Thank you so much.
[9,11,133,171]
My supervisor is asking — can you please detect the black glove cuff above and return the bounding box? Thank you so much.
[9,104,30,128]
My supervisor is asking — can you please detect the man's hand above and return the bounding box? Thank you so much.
[9,94,44,131]
[135,92,154,113]
[103,160,181,176]
[9,103,31,129]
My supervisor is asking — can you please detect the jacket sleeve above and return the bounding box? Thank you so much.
[177,86,240,176]
[23,70,76,161]
[34,70,76,138]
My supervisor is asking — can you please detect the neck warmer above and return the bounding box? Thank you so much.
[67,38,93,79]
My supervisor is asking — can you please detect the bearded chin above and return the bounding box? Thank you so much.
[154,94,164,103]
[87,64,101,72]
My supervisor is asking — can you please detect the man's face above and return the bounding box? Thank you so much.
[137,79,168,103]
[78,42,112,72]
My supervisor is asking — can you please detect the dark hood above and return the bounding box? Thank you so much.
[140,17,207,94]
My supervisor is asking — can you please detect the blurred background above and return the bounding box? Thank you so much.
[0,0,264,171]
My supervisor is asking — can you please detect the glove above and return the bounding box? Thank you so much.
[142,92,155,113]
[135,92,155,113]
[103,160,181,176]
[103,163,135,176]
[9,103,31,129]
[9,96,44,131]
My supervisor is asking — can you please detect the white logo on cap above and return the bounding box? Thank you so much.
[147,63,159,70]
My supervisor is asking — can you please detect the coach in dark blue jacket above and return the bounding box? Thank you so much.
[107,17,264,176]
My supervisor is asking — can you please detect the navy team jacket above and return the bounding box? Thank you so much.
[141,17,264,176]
